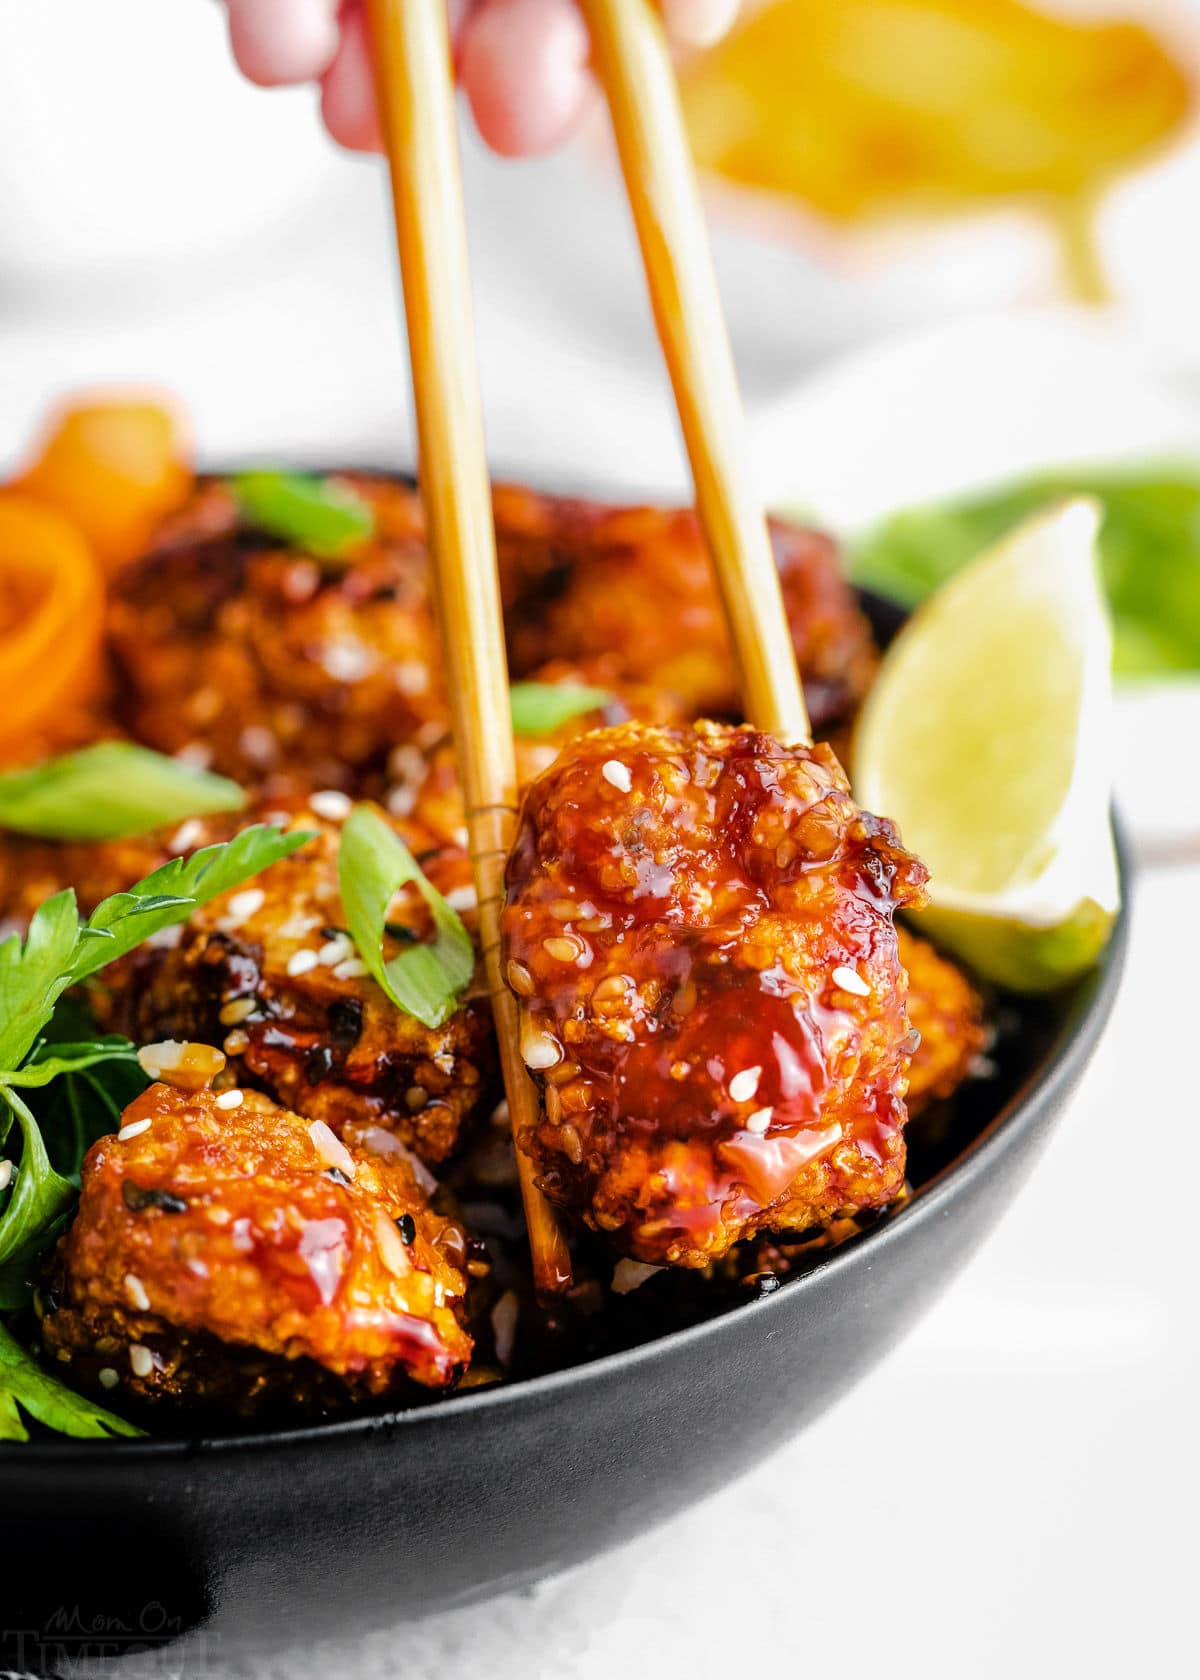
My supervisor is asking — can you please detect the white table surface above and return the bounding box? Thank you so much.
[1,9,1196,1675]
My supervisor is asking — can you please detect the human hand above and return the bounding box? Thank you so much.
[222,0,738,156]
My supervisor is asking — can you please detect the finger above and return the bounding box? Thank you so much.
[659,0,739,50]
[225,0,340,86]
[319,4,384,153]
[459,0,593,157]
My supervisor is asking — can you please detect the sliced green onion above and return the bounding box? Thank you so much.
[509,681,612,737]
[232,469,375,559]
[338,805,474,1030]
[0,743,246,842]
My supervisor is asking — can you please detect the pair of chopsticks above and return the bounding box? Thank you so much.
[365,0,811,1294]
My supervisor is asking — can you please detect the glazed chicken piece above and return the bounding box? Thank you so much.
[494,486,877,732]
[40,1080,472,1415]
[0,800,495,1166]
[402,656,691,847]
[107,477,867,803]
[502,720,928,1267]
[108,475,445,790]
[98,802,495,1167]
[898,928,988,1115]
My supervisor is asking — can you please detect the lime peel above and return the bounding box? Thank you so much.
[853,499,1119,992]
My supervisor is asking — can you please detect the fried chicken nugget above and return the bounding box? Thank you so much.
[503,721,928,1267]
[40,1081,472,1416]
[494,487,876,732]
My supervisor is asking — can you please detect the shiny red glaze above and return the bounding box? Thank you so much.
[503,721,928,1266]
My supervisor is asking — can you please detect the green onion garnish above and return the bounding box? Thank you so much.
[337,805,474,1030]
[232,469,375,559]
[0,743,246,843]
[510,682,612,736]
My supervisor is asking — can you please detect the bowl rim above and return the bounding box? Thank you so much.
[0,540,1131,1466]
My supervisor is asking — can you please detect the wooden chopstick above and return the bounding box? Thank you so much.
[579,0,811,746]
[365,0,572,1295]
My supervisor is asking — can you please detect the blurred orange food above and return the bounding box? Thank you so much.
[14,396,193,573]
[682,0,1192,292]
[0,494,106,755]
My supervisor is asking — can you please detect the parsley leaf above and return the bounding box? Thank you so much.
[0,822,315,1426]
[338,804,474,1030]
[0,1321,142,1441]
[0,1087,76,1310]
[0,892,81,1073]
[70,823,312,986]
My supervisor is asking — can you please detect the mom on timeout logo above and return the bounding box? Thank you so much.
[1,1599,224,1675]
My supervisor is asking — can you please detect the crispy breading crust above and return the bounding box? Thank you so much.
[503,721,928,1267]
[495,487,877,730]
[898,928,988,1114]
[40,1083,473,1415]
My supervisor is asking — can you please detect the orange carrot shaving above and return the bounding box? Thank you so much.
[15,396,193,573]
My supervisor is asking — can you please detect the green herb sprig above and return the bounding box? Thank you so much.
[509,682,612,736]
[338,805,474,1031]
[0,742,246,842]
[233,469,374,559]
[0,822,313,1440]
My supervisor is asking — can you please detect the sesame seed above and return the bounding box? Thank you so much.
[169,818,206,853]
[543,937,579,963]
[332,957,368,981]
[612,1259,664,1295]
[238,725,277,766]
[225,888,265,923]
[491,1290,520,1367]
[125,1273,150,1312]
[746,1106,774,1135]
[318,932,355,967]
[118,1118,152,1142]
[279,913,321,940]
[138,1039,227,1090]
[506,960,535,998]
[728,1066,762,1104]
[175,742,213,770]
[386,785,418,817]
[394,661,430,696]
[308,1120,356,1179]
[218,997,257,1026]
[129,1345,154,1379]
[215,1089,244,1111]
[321,638,374,683]
[521,1026,562,1071]
[286,948,320,978]
[98,1367,119,1390]
[602,759,632,792]
[281,559,320,603]
[145,924,184,951]
[832,965,871,998]
[374,1209,411,1279]
[310,789,352,822]
[0,1161,11,1193]
[445,884,477,912]
[223,1029,250,1056]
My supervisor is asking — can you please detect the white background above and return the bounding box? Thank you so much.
[0,5,1196,1677]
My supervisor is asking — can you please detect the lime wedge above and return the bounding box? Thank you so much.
[853,500,1119,992]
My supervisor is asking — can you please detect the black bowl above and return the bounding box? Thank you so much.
[0,592,1129,1672]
